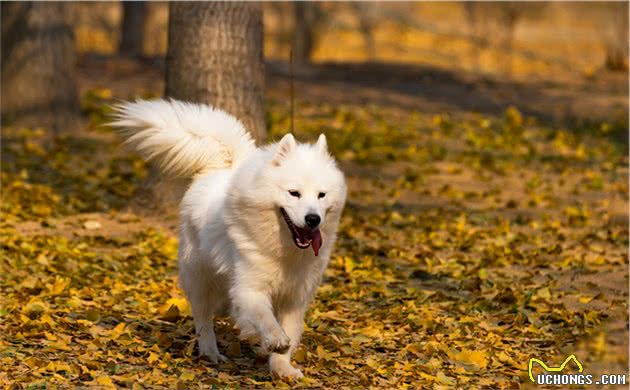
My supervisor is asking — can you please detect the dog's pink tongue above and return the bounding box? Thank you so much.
[312,230,322,256]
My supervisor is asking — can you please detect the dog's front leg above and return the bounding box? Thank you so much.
[269,305,306,378]
[231,288,290,353]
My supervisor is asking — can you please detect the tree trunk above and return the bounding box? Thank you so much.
[119,1,146,57]
[1,2,80,133]
[130,2,266,215]
[293,2,315,65]
[165,1,266,142]
[500,13,518,77]
[463,2,481,72]
[354,3,378,61]
[604,2,629,71]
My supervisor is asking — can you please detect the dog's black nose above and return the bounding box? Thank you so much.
[305,214,321,228]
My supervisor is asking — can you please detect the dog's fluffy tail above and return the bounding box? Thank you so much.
[110,99,256,177]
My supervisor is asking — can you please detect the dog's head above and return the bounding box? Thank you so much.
[261,133,346,256]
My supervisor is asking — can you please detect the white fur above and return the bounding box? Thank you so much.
[112,99,347,378]
[111,99,255,177]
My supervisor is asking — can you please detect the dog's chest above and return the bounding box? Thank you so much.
[267,255,325,306]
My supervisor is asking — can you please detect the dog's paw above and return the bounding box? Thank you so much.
[270,361,303,378]
[262,331,291,354]
[199,343,228,364]
[215,353,228,363]
[200,350,228,364]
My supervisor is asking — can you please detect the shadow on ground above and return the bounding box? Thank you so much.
[267,60,629,144]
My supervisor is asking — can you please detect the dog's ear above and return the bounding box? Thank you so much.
[316,134,328,153]
[272,133,296,166]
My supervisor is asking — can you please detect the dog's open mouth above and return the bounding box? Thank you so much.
[280,208,322,256]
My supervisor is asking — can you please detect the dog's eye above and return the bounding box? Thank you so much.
[289,190,301,198]
[318,192,326,199]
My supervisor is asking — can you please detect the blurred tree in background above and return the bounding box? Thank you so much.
[1,2,80,133]
[119,2,146,58]
[603,2,628,71]
[464,2,548,76]
[68,2,628,78]
[351,3,379,61]
[285,2,380,64]
[293,2,323,65]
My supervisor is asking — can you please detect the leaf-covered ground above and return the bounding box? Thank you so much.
[1,84,628,388]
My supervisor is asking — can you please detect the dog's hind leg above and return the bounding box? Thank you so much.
[179,223,227,363]
[191,291,227,363]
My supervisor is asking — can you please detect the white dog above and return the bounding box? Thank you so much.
[111,99,347,378]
